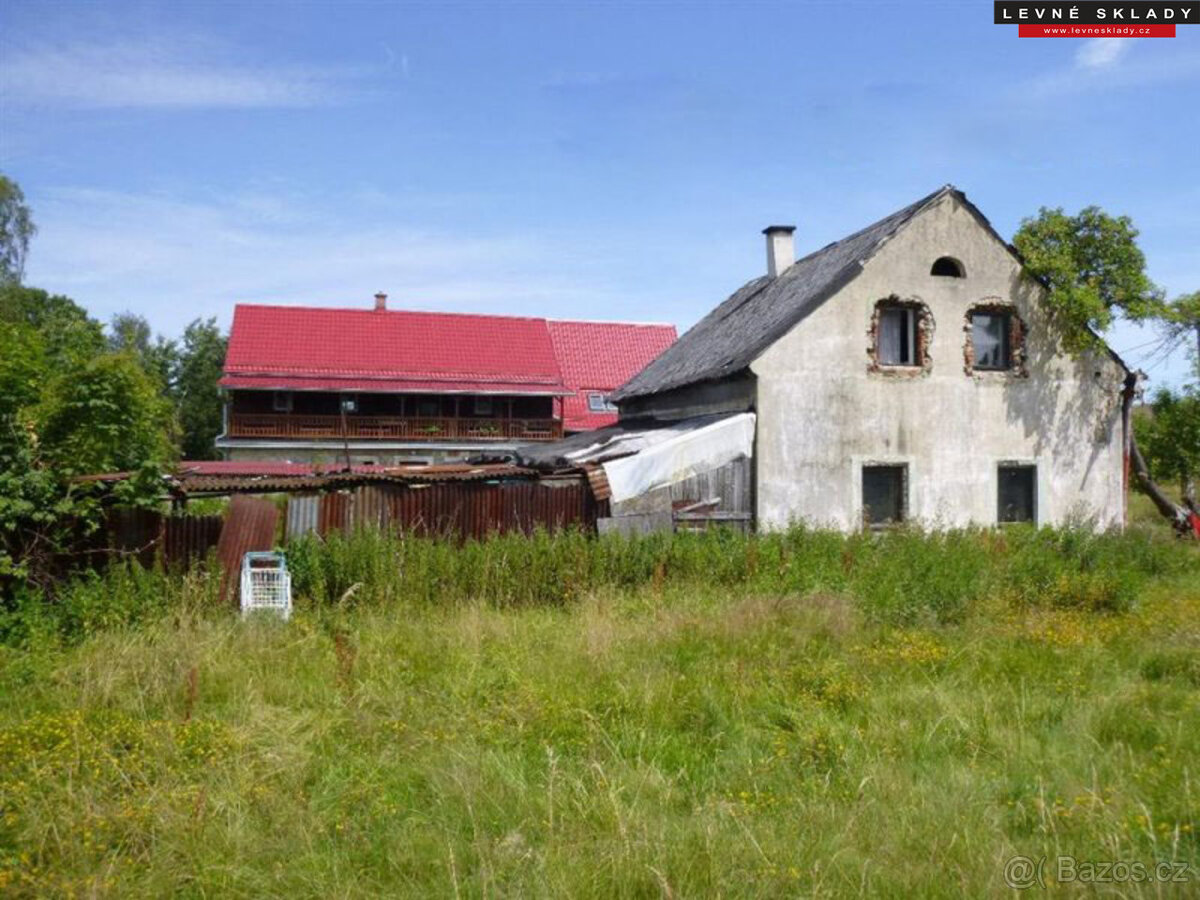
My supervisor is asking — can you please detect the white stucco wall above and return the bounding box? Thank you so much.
[752,193,1127,532]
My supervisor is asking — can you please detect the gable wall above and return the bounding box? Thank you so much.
[751,193,1127,531]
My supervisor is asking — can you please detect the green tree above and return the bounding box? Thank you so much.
[0,284,105,370]
[0,174,36,284]
[107,311,153,356]
[36,353,177,477]
[1014,206,1196,533]
[1160,290,1200,379]
[0,319,47,427]
[1135,387,1200,514]
[0,194,177,591]
[176,318,227,459]
[1,339,174,591]
[108,310,180,393]
[1013,206,1164,354]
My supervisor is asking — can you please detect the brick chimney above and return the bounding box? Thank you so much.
[374,291,387,311]
[762,225,795,278]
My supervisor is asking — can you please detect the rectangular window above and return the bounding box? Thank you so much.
[877,307,917,366]
[862,465,907,527]
[272,391,292,412]
[972,312,1011,370]
[473,397,494,416]
[416,400,440,417]
[587,392,616,412]
[998,464,1036,524]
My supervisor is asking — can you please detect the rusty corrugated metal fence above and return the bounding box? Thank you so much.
[104,509,223,567]
[216,496,280,600]
[287,478,601,541]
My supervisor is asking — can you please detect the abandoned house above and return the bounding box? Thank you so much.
[522,185,1132,533]
[215,296,675,465]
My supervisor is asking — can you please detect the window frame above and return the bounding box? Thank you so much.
[861,463,908,529]
[997,463,1037,525]
[970,310,1012,371]
[869,297,933,375]
[877,306,918,367]
[586,392,616,413]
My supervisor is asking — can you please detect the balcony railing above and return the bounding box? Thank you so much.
[227,413,562,442]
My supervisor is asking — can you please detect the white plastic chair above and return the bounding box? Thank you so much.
[240,551,292,620]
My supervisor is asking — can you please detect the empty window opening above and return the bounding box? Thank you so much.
[931,257,965,278]
[877,306,919,366]
[862,465,907,528]
[998,465,1036,524]
[971,311,1012,370]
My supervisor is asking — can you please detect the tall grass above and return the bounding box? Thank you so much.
[284,523,1195,623]
[3,525,1194,652]
[0,547,1197,896]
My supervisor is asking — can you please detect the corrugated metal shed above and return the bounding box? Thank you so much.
[286,478,602,542]
[173,463,538,495]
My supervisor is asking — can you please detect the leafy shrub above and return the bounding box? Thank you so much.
[847,529,987,624]
[994,525,1185,613]
[0,559,219,648]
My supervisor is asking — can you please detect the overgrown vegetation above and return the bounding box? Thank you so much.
[0,173,229,592]
[4,526,1192,648]
[1014,205,1198,530]
[1,526,1197,896]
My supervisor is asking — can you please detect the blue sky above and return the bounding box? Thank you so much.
[2,0,1198,387]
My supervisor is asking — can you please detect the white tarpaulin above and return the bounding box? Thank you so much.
[600,413,755,503]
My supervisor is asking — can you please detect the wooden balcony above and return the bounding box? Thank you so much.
[227,413,563,442]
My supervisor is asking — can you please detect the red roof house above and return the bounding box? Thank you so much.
[221,304,566,396]
[547,320,677,432]
[216,297,675,465]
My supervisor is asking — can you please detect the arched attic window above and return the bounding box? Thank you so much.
[931,257,965,278]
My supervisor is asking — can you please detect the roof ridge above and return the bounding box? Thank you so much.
[233,302,552,324]
[787,184,954,269]
[548,318,677,328]
[612,185,965,402]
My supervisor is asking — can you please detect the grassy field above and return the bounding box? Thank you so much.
[1,527,1198,897]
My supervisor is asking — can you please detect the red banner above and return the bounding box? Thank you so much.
[1018,23,1176,36]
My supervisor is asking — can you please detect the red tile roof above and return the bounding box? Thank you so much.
[221,305,567,395]
[220,375,563,395]
[221,304,677,432]
[547,319,677,431]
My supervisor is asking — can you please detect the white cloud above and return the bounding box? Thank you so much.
[1026,43,1200,99]
[0,39,358,109]
[20,186,654,337]
[1075,38,1131,70]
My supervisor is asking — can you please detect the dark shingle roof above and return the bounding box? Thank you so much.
[614,185,966,402]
